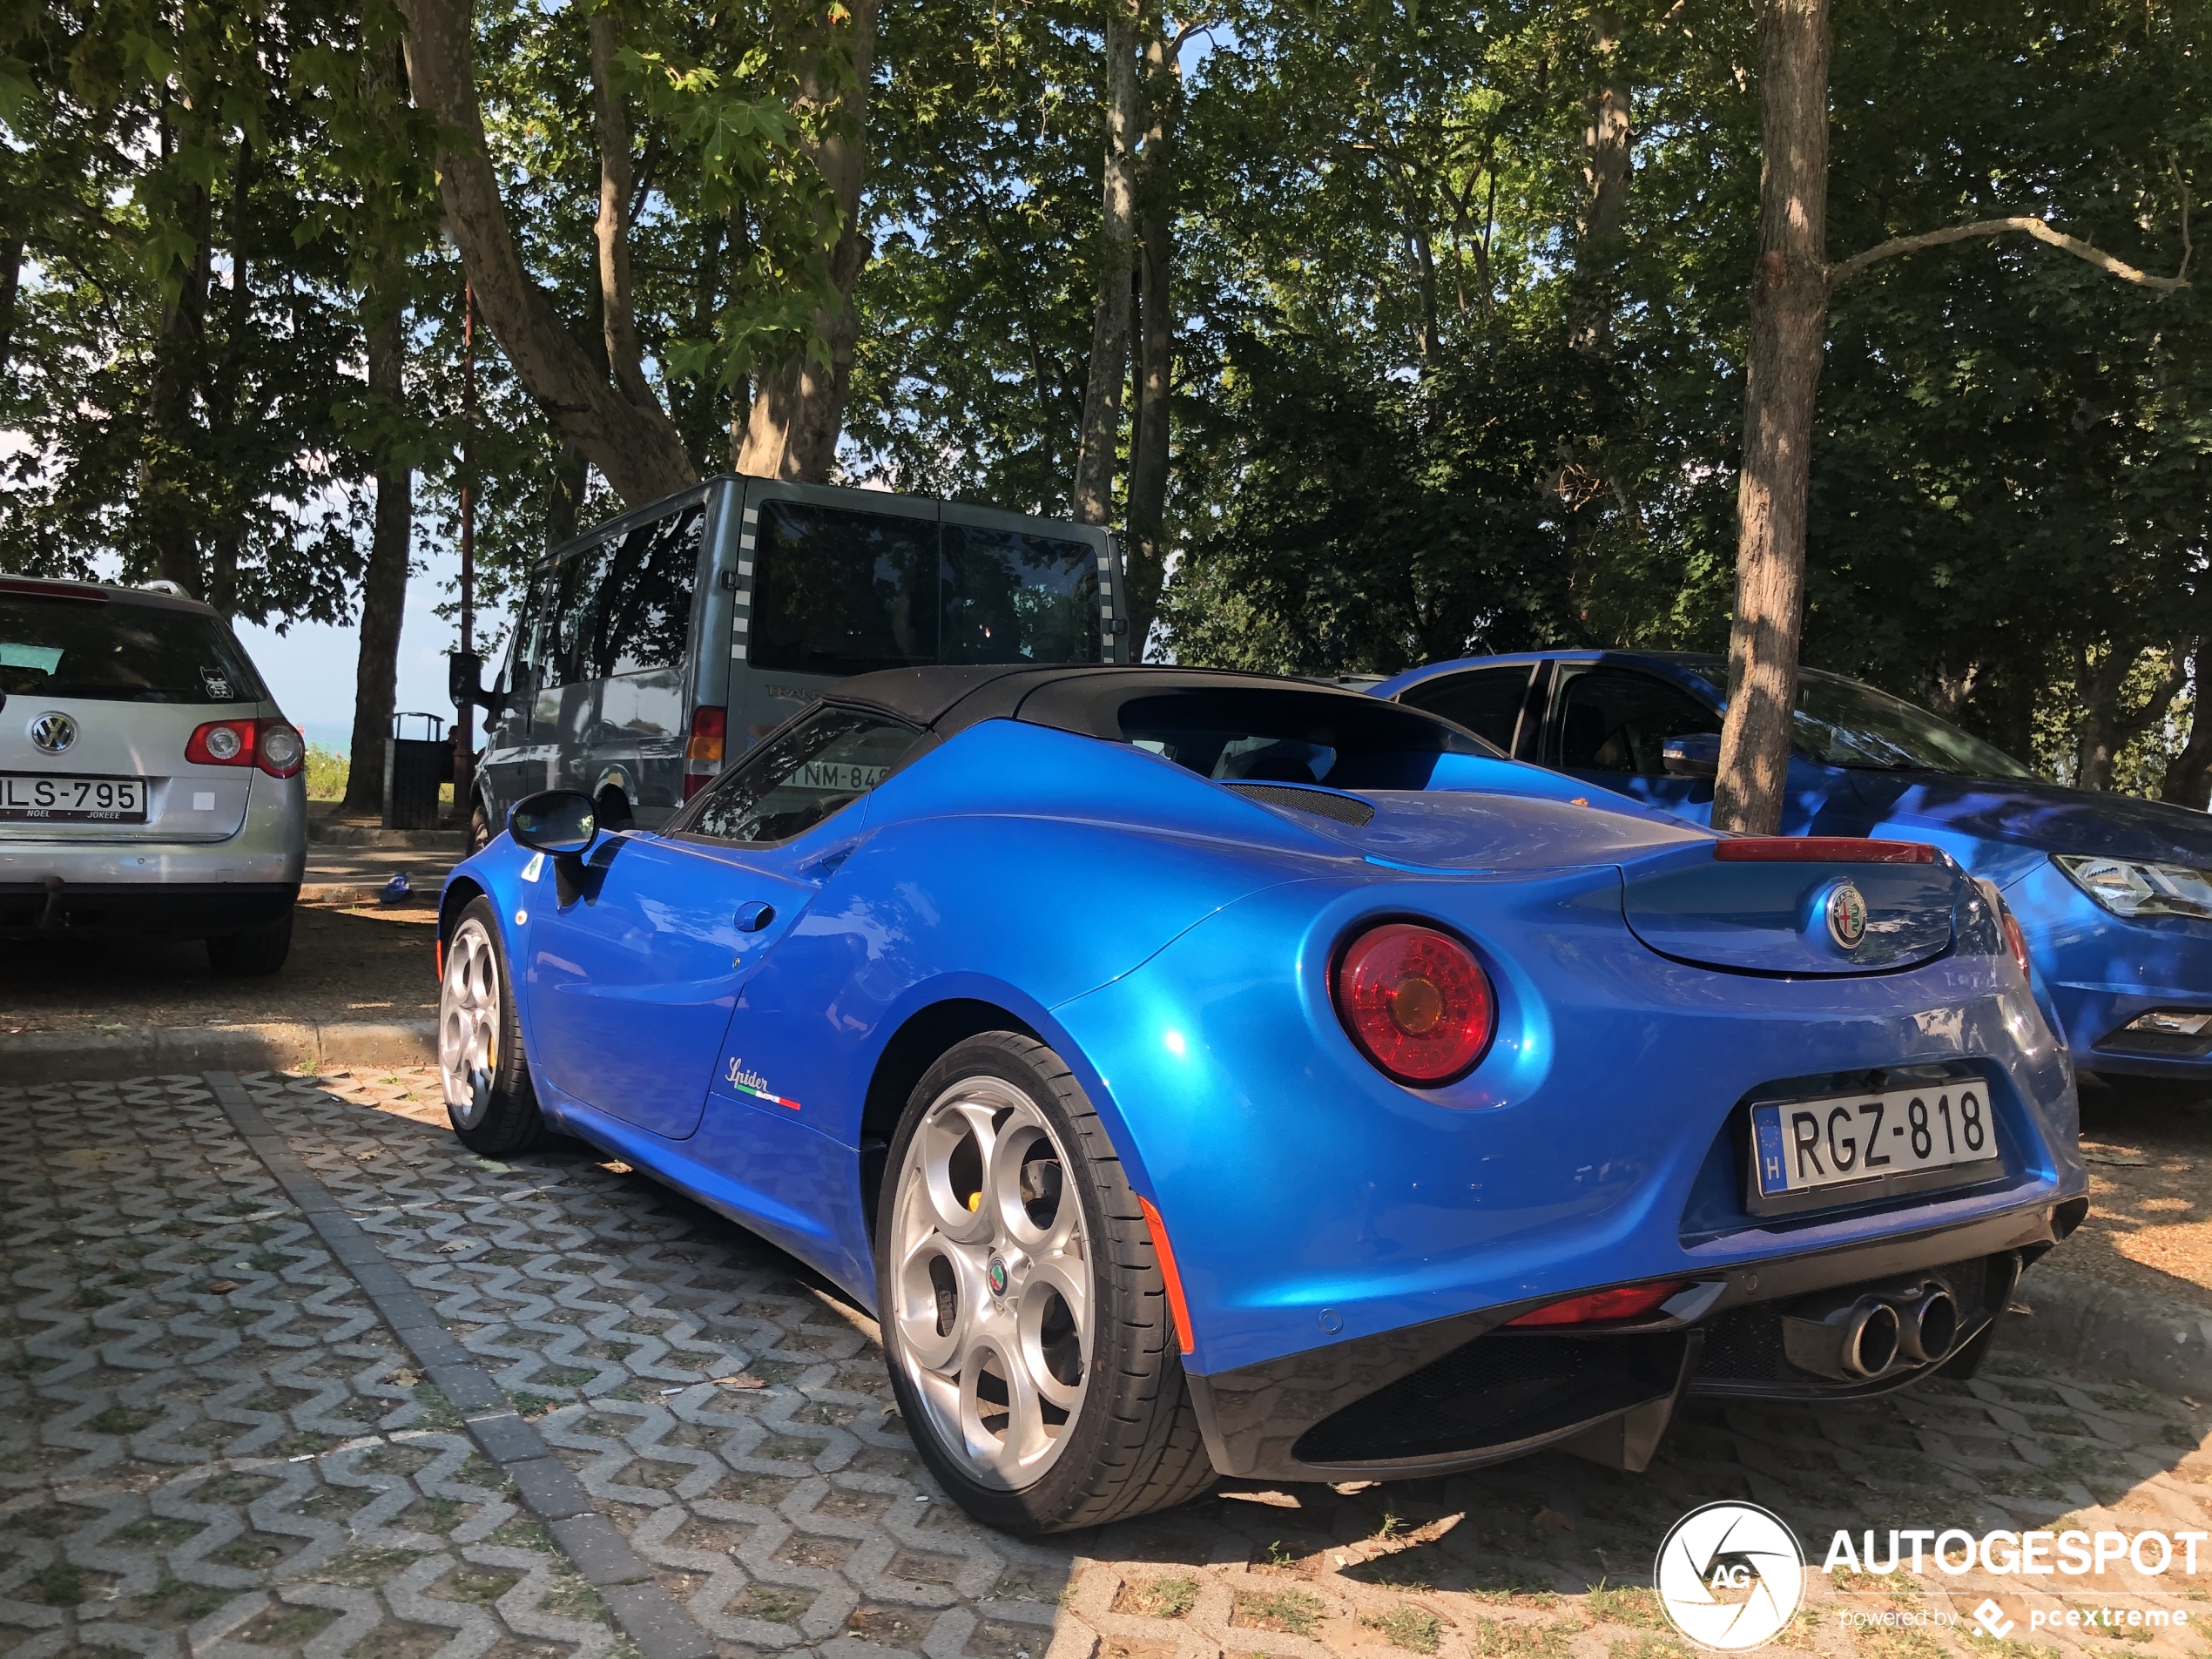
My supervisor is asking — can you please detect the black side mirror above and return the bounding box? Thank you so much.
[1662,732,1722,779]
[448,650,509,721]
[509,789,597,853]
[510,789,597,902]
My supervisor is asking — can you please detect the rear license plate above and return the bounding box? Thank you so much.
[0,772,148,823]
[1751,1081,2000,1204]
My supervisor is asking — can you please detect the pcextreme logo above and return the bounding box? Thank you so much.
[1655,1502,1806,1650]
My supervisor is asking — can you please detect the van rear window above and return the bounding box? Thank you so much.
[0,596,264,705]
[750,502,1106,677]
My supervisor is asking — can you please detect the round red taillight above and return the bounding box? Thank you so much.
[1333,922,1495,1084]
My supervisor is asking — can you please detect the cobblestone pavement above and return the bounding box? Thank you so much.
[4,1068,2209,1659]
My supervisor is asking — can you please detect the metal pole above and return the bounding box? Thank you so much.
[454,277,477,822]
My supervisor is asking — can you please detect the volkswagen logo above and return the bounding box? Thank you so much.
[1824,881,1869,950]
[29,711,76,755]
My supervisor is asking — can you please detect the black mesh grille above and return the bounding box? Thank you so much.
[1292,1331,1684,1465]
[1228,783,1377,826]
[1696,1305,1791,1383]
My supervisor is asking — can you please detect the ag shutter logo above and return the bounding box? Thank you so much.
[1655,1502,1806,1651]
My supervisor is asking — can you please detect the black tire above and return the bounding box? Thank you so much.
[469,797,495,853]
[206,907,293,975]
[438,895,543,1156]
[874,1032,1216,1534]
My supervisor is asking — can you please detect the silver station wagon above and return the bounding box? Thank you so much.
[0,576,306,972]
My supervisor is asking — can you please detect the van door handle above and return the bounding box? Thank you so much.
[735,901,777,933]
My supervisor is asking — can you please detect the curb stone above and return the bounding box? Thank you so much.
[0,1017,435,1082]
[2004,1264,2212,1395]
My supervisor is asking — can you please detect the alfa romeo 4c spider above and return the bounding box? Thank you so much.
[434,665,2084,1534]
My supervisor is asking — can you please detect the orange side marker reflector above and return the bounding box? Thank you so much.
[434,937,444,982]
[1137,1196,1195,1356]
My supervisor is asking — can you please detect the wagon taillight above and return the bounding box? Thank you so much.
[684,705,726,800]
[1332,921,1495,1085]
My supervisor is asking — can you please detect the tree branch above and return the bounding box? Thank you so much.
[1831,214,2188,291]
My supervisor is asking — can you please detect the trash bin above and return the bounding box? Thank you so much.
[383,711,451,830]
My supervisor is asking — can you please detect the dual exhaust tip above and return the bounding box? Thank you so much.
[1781,1281,1960,1381]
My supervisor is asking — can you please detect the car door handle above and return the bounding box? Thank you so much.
[735,901,777,933]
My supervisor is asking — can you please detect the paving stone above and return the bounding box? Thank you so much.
[6,1064,2211,1659]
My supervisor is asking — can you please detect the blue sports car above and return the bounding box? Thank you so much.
[435,665,2084,1534]
[1371,651,2212,1089]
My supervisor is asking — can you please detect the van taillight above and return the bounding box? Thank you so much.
[684,706,726,800]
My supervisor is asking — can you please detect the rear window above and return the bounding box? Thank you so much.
[684,706,924,844]
[750,502,1107,678]
[0,595,264,705]
[1117,689,1494,790]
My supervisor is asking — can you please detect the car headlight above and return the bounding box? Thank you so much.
[2054,854,2212,921]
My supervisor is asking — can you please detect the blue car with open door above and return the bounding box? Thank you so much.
[1374,651,2212,1091]
[436,665,2082,1534]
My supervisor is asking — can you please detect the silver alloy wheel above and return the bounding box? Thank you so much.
[439,919,501,1129]
[889,1076,1091,1489]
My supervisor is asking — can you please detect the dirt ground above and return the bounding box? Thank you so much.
[2066,1079,2212,1311]
[0,902,437,1035]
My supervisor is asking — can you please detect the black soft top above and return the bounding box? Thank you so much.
[823,664,1384,738]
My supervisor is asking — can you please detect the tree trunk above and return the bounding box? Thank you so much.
[1123,8,1176,658]
[547,439,589,548]
[143,98,213,599]
[0,229,22,382]
[206,133,254,618]
[1712,0,1832,836]
[2074,646,2187,792]
[735,0,881,482]
[346,305,412,816]
[1070,0,1140,527]
[590,11,679,433]
[2162,637,2212,809]
[1574,10,1632,350]
[395,0,696,506]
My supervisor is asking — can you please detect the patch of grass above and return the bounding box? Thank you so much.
[1608,1636,1693,1659]
[26,1561,86,1605]
[306,744,349,799]
[401,1497,466,1534]
[130,1571,228,1627]
[309,1544,426,1589]
[409,1384,463,1430]
[1468,1616,1572,1658]
[87,1405,160,1436]
[540,1565,610,1623]
[485,1517,556,1552]
[436,1562,522,1605]
[1235,1588,1325,1638]
[1586,1583,1666,1629]
[3,1505,74,1538]
[1463,1566,1560,1605]
[236,1602,341,1645]
[1123,1575,1198,1618]
[1374,1508,1411,1541]
[734,1585,811,1624]
[1263,1539,1298,1568]
[194,1471,275,1505]
[511,1391,556,1419]
[115,1517,201,1547]
[1363,1606,1445,1653]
